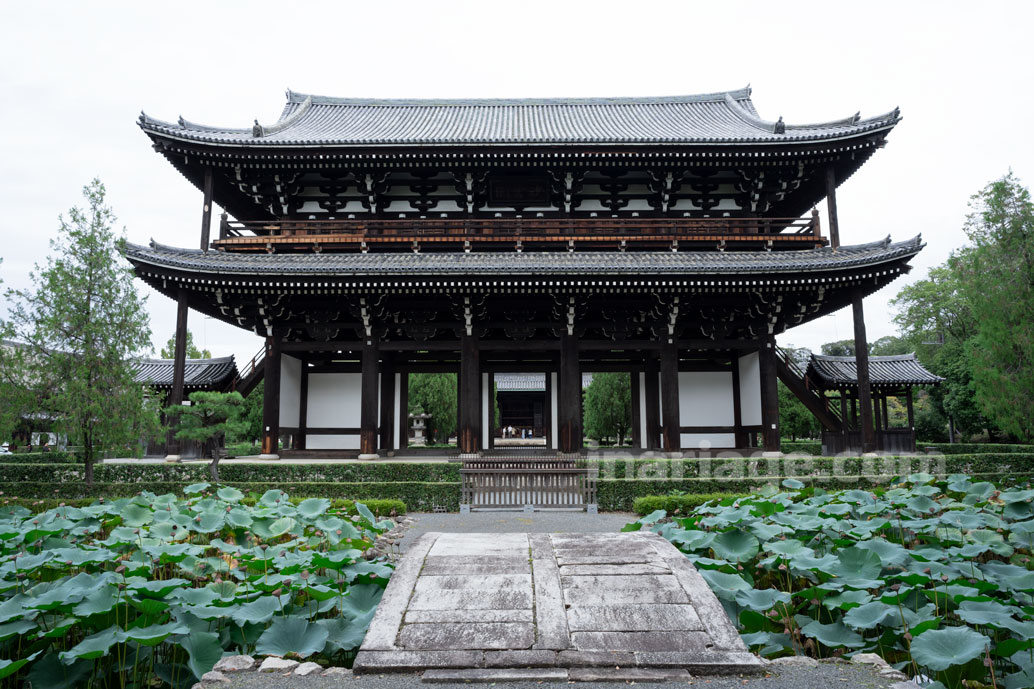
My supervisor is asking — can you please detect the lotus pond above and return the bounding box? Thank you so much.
[627,474,1034,689]
[0,483,394,688]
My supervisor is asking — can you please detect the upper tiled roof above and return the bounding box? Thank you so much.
[132,356,238,390]
[123,236,923,277]
[807,353,944,389]
[138,88,900,148]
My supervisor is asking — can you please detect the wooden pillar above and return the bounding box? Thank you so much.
[759,339,780,452]
[881,395,890,430]
[458,335,480,455]
[906,388,915,431]
[630,370,641,448]
[398,372,409,450]
[260,336,281,457]
[852,299,876,453]
[558,333,582,454]
[660,341,680,452]
[731,356,747,449]
[165,289,190,457]
[200,168,214,252]
[296,363,308,451]
[850,395,858,428]
[839,390,848,437]
[379,355,395,451]
[825,167,841,250]
[644,354,661,450]
[873,391,883,450]
[359,339,380,459]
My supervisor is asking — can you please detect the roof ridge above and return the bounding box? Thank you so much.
[282,87,754,107]
[137,355,236,365]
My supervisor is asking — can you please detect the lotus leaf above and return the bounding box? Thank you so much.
[735,588,790,611]
[843,601,898,630]
[699,570,752,599]
[800,620,865,648]
[320,615,372,653]
[910,626,989,671]
[183,482,210,495]
[255,615,329,658]
[711,529,759,563]
[231,596,283,625]
[0,651,40,679]
[824,590,872,610]
[216,486,245,502]
[60,625,120,662]
[117,622,188,646]
[180,630,224,680]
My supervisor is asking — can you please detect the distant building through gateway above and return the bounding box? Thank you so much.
[127,87,918,458]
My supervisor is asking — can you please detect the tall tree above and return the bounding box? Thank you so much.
[160,330,211,359]
[3,180,156,484]
[166,391,246,480]
[957,172,1034,440]
[583,372,632,445]
[408,373,457,444]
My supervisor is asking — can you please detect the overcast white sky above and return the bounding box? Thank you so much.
[2,1,1032,364]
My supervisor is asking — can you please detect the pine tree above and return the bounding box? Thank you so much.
[4,179,156,484]
[160,330,211,359]
[166,391,246,480]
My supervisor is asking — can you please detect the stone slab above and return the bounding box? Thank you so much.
[559,563,671,576]
[483,650,558,667]
[421,668,569,683]
[570,631,713,652]
[408,588,532,610]
[404,609,535,624]
[556,650,636,667]
[562,578,690,606]
[633,651,763,674]
[567,604,704,632]
[413,574,532,591]
[359,532,438,651]
[530,534,571,650]
[421,556,531,575]
[568,667,692,682]
[399,622,535,650]
[353,650,484,673]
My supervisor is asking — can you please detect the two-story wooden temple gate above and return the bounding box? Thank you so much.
[128,86,918,460]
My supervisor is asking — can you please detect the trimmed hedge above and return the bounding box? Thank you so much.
[632,493,745,515]
[0,451,77,464]
[778,441,1034,455]
[0,495,407,516]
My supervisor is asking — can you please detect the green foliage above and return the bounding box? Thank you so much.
[0,487,394,686]
[583,372,632,444]
[159,330,211,359]
[408,373,457,444]
[236,381,264,444]
[777,380,820,441]
[635,475,1034,688]
[632,493,747,515]
[820,336,909,358]
[959,172,1034,441]
[2,180,157,485]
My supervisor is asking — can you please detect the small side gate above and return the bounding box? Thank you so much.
[460,457,597,512]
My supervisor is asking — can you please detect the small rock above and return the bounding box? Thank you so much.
[191,684,204,689]
[294,662,323,676]
[851,652,890,668]
[321,667,353,677]
[258,657,300,673]
[200,671,229,683]
[880,669,908,680]
[213,655,256,672]
[771,656,819,667]
[889,682,921,689]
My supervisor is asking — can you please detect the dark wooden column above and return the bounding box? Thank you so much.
[906,388,915,432]
[165,288,190,457]
[630,371,642,448]
[558,333,582,454]
[200,168,214,252]
[458,335,481,455]
[731,357,747,449]
[759,339,781,452]
[296,363,308,451]
[379,355,395,451]
[398,372,409,450]
[873,391,883,450]
[359,339,380,458]
[852,299,876,453]
[660,341,680,452]
[881,395,890,430]
[260,336,281,457]
[825,167,841,250]
[644,355,660,449]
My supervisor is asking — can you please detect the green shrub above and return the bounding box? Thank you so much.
[632,493,745,515]
[0,450,77,463]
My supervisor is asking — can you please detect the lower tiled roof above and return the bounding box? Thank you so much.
[124,236,923,277]
[132,356,238,390]
[807,353,944,389]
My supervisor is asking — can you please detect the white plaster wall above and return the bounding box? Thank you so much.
[393,373,401,450]
[638,373,648,445]
[279,356,302,429]
[482,373,490,448]
[306,434,360,450]
[678,372,735,426]
[306,373,362,428]
[738,353,762,426]
[681,433,737,449]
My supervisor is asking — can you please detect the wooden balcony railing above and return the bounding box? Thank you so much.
[213,212,824,252]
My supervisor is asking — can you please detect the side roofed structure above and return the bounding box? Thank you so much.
[130,87,911,459]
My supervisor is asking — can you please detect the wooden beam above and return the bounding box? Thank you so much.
[660,341,680,452]
[852,298,876,453]
[165,288,189,457]
[558,333,582,454]
[261,336,281,456]
[200,168,214,252]
[825,167,841,250]
[359,338,379,457]
[759,340,780,452]
[458,334,480,454]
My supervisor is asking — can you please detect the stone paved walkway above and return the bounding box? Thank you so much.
[354,531,761,679]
